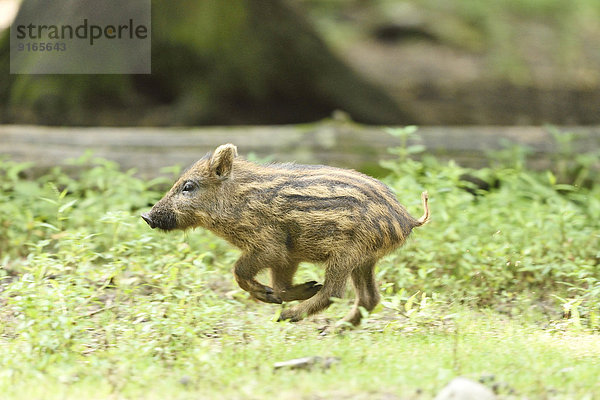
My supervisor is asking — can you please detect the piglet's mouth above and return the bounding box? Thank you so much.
[141,211,177,231]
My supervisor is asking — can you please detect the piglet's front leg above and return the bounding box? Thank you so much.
[233,252,282,304]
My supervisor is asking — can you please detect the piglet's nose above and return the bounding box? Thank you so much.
[141,213,156,229]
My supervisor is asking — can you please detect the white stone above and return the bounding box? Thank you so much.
[434,377,496,400]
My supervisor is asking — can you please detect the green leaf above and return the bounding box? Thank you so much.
[58,200,77,214]
[405,291,420,313]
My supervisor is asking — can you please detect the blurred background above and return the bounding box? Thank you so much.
[2,0,599,126]
[0,0,599,173]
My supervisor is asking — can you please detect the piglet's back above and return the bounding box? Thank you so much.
[226,160,425,259]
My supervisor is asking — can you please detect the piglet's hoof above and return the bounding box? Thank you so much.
[277,309,302,323]
[299,280,322,291]
[280,281,323,301]
[252,286,282,304]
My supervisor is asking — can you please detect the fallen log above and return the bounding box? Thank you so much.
[1,123,599,178]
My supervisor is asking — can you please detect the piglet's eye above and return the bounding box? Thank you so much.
[182,181,195,193]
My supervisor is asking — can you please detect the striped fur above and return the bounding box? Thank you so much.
[142,144,429,326]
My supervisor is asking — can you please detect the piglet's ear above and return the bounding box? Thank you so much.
[209,143,238,178]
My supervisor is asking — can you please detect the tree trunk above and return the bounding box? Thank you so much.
[0,0,410,126]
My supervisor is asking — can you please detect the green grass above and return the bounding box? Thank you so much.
[1,129,599,399]
[1,310,599,399]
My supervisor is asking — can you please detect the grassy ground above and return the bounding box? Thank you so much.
[1,128,599,399]
[1,309,599,399]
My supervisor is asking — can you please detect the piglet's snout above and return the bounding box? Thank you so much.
[141,213,156,229]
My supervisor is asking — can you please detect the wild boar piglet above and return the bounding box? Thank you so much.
[142,144,429,326]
